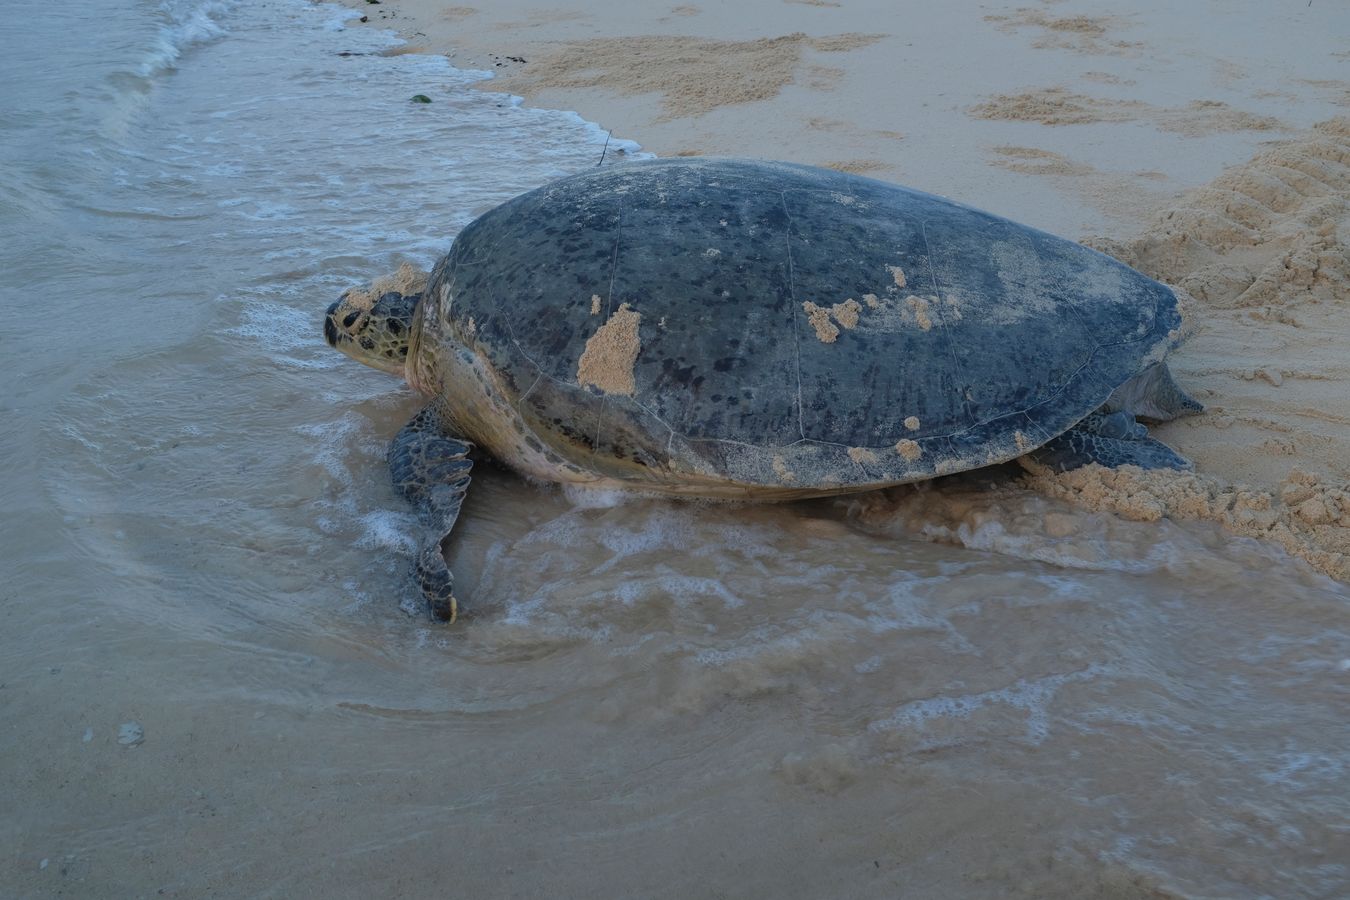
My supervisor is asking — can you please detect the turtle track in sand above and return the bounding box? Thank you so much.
[1086,118,1350,311]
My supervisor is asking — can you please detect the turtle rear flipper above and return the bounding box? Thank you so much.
[1104,362,1203,422]
[388,404,474,622]
[1029,410,1192,472]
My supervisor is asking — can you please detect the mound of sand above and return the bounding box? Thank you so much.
[1085,118,1350,310]
[1034,119,1350,581]
[1021,464,1349,581]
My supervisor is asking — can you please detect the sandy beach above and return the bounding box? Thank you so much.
[337,0,1350,579]
[5,2,1349,894]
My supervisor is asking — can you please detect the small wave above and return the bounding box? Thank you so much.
[868,664,1109,745]
[319,5,363,32]
[355,509,419,556]
[98,0,237,140]
[560,483,634,509]
[295,411,381,483]
[139,0,237,79]
[846,484,1259,577]
[229,299,344,370]
[613,575,746,609]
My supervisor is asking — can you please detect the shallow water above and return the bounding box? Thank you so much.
[2,0,1348,896]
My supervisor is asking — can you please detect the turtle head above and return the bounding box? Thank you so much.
[323,264,429,377]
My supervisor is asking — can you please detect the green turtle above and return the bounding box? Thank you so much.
[324,158,1200,621]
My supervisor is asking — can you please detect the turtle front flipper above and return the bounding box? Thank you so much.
[1028,410,1192,472]
[388,403,474,622]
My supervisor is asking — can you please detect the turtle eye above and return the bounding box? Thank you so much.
[342,310,362,329]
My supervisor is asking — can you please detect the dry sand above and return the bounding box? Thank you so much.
[336,0,1349,579]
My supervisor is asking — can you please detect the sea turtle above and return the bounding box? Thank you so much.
[323,158,1200,621]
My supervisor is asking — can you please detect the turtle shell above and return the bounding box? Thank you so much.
[420,158,1181,492]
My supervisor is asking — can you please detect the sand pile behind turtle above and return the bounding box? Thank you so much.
[1085,117,1350,311]
[1021,465,1350,581]
[1028,118,1350,582]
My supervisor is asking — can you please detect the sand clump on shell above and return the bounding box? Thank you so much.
[342,262,430,311]
[802,301,840,343]
[802,298,863,342]
[1031,119,1350,582]
[577,302,643,396]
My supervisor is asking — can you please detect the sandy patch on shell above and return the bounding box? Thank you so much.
[802,298,864,342]
[832,298,861,329]
[577,302,642,395]
[848,447,878,466]
[904,295,933,331]
[802,301,839,343]
[894,439,922,461]
[341,262,429,311]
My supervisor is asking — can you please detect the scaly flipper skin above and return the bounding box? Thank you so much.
[388,404,474,621]
[1030,410,1192,472]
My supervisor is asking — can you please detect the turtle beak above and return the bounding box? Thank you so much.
[323,301,340,347]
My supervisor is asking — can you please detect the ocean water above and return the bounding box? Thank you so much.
[2,0,1347,896]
